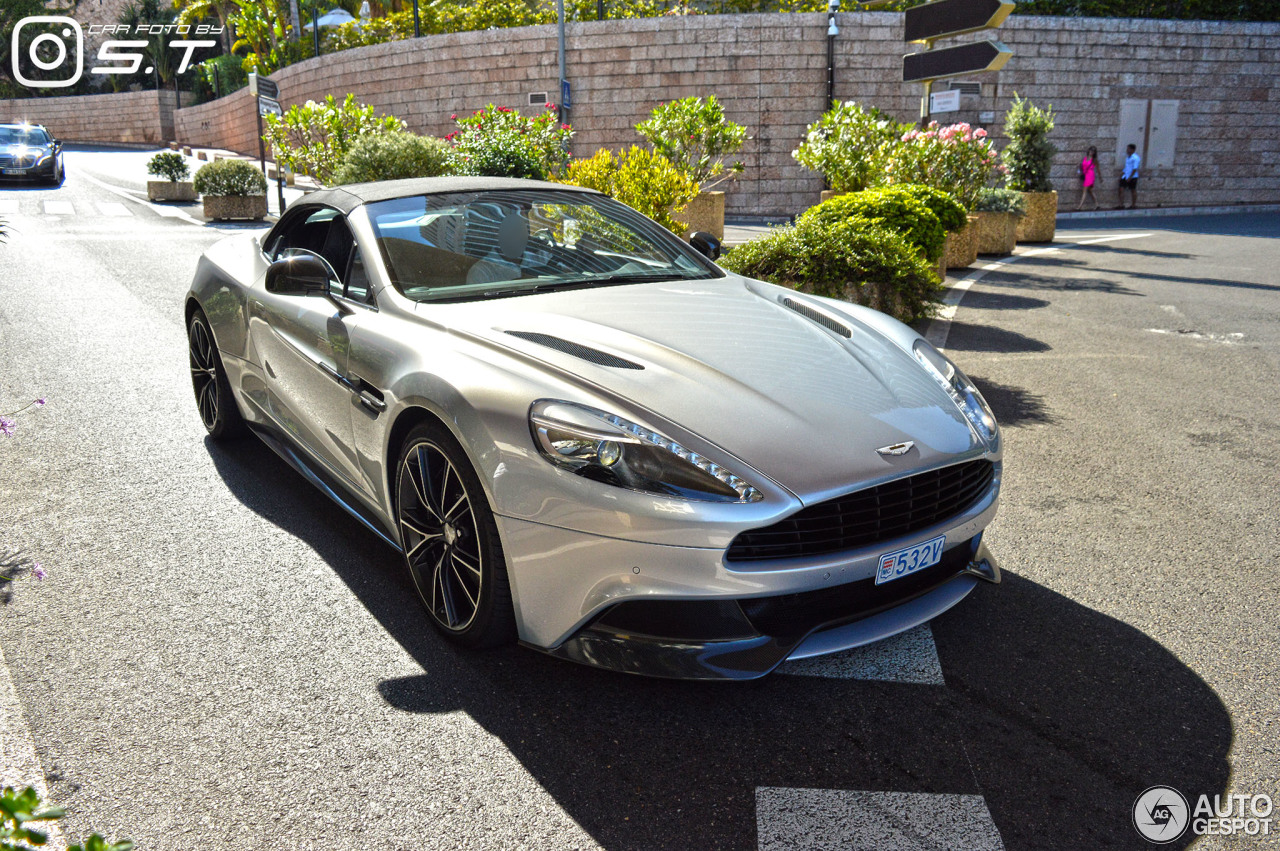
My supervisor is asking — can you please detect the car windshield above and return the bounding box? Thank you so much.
[364,188,722,303]
[0,127,50,146]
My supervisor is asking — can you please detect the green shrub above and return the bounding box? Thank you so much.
[1002,95,1057,192]
[880,184,968,232]
[446,105,572,180]
[194,159,267,197]
[720,219,943,322]
[560,147,699,234]
[793,101,906,193]
[799,188,946,262]
[974,187,1027,215]
[147,151,190,182]
[332,132,450,185]
[262,94,405,185]
[198,54,247,97]
[635,95,747,190]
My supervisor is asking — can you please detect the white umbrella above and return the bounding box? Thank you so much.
[303,8,358,28]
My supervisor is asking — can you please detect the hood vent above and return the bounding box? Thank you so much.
[780,297,852,339]
[505,331,644,370]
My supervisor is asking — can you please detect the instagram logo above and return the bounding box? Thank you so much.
[12,17,84,88]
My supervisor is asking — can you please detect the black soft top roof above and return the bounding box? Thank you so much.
[303,176,600,214]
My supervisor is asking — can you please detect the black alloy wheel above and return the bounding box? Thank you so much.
[396,421,515,648]
[188,310,245,440]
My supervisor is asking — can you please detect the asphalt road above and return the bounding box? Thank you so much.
[1,149,1277,850]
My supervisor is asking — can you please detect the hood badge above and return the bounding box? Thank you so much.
[876,441,915,457]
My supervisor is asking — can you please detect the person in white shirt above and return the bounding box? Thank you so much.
[1118,143,1141,209]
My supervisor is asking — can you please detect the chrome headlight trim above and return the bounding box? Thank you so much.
[912,339,1000,450]
[530,400,764,503]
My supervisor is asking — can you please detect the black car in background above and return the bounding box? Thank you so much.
[0,124,64,185]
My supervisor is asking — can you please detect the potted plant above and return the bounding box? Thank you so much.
[193,159,268,221]
[637,96,747,240]
[1001,95,1058,243]
[146,151,196,202]
[793,101,904,204]
[973,188,1027,255]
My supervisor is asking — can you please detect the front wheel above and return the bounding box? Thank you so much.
[395,421,516,648]
[188,309,245,440]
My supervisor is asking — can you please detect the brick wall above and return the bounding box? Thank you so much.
[0,89,175,145]
[8,13,1279,214]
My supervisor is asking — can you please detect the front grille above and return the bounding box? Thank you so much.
[726,459,994,562]
[0,155,35,168]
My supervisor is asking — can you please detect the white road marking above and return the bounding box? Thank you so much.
[1147,328,1244,345]
[756,788,1004,851]
[779,624,944,684]
[926,233,1153,351]
[42,200,75,216]
[0,642,66,850]
[94,201,132,217]
[0,200,19,215]
[77,171,207,227]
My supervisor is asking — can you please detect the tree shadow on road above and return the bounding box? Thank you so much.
[204,436,1231,851]
[970,376,1055,428]
[945,322,1052,354]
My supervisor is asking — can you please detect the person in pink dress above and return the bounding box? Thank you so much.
[1077,146,1099,210]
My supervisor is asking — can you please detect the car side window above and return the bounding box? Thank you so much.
[266,207,375,306]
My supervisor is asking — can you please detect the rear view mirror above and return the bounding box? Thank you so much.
[265,254,331,297]
[689,231,721,261]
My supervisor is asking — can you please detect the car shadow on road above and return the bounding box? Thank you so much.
[205,436,1230,851]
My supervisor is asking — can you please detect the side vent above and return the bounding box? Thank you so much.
[505,331,644,370]
[780,297,852,339]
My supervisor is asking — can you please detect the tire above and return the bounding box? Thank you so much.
[188,309,246,440]
[395,421,516,649]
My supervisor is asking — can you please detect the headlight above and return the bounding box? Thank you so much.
[912,339,999,448]
[530,400,763,503]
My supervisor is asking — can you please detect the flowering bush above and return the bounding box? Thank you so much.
[560,147,698,234]
[193,159,267,197]
[263,95,405,186]
[445,105,572,180]
[799,188,947,263]
[1001,95,1057,193]
[721,219,942,322]
[635,96,747,191]
[793,101,906,193]
[146,152,190,183]
[884,121,1003,210]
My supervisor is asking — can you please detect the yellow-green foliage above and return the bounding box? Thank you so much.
[561,147,699,234]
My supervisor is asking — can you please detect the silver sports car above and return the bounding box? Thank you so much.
[185,177,1002,680]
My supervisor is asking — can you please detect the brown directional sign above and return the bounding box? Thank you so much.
[905,0,1015,44]
[902,39,1012,83]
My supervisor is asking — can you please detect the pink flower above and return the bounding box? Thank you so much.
[450,113,457,120]
[545,102,554,109]
[974,128,988,138]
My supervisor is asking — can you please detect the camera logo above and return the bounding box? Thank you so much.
[12,16,84,88]
[1134,786,1190,844]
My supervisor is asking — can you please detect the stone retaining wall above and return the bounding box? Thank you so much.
[0,89,176,145]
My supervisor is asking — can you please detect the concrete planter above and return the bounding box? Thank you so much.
[975,211,1020,255]
[933,254,947,283]
[944,214,980,270]
[679,191,725,241]
[147,180,196,202]
[819,189,844,204]
[203,194,267,221]
[1015,190,1058,243]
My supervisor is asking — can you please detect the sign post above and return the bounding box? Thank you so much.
[901,0,1014,125]
[249,73,284,211]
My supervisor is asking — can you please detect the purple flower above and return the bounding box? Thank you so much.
[32,565,46,581]
[35,398,46,407]
[0,416,15,437]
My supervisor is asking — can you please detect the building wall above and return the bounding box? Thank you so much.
[5,13,1279,214]
[0,89,175,145]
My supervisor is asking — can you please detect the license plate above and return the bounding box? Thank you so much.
[875,535,947,585]
[2,168,26,175]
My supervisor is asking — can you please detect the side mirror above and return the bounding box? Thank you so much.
[689,231,721,261]
[265,254,331,297]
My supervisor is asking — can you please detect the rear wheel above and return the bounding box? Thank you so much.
[395,421,515,648]
[188,310,245,440]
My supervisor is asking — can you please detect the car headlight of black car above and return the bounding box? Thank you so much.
[912,339,999,449]
[530,400,763,503]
